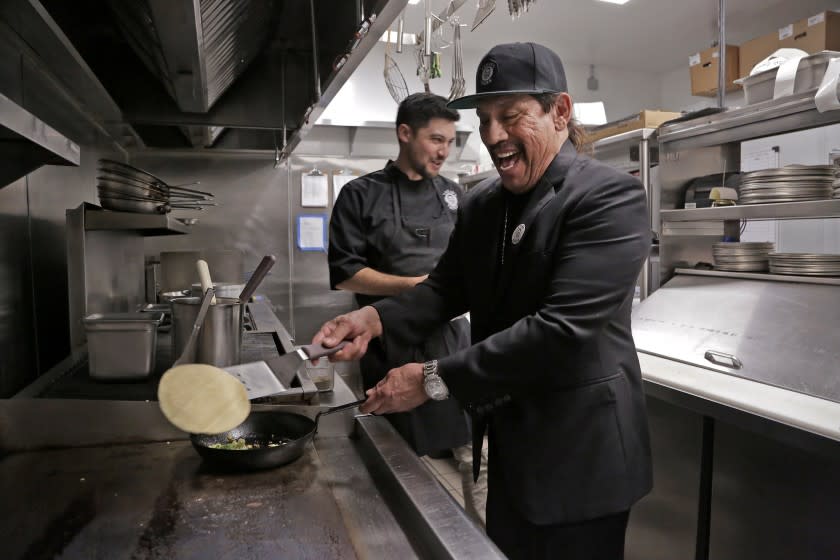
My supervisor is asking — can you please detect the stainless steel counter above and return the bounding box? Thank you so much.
[14,300,295,401]
[0,393,502,559]
[1,297,503,559]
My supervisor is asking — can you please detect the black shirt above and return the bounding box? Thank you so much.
[328,162,462,292]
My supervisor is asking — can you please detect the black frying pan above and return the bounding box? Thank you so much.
[190,400,365,471]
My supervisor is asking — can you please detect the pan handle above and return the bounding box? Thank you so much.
[313,399,367,434]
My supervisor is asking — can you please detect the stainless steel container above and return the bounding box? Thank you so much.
[82,312,163,380]
[739,50,840,105]
[171,297,243,367]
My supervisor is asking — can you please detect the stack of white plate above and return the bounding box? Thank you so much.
[739,165,835,204]
[712,242,775,272]
[768,253,840,276]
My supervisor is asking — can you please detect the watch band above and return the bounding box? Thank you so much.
[423,359,439,378]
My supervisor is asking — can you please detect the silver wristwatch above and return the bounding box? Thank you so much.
[422,360,449,401]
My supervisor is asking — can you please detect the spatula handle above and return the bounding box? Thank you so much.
[196,259,216,305]
[238,255,276,303]
[299,340,348,360]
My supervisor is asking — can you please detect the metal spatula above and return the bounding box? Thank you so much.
[225,341,348,400]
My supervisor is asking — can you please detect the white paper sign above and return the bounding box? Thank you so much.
[689,53,701,67]
[741,147,780,172]
[332,174,357,202]
[808,13,825,27]
[296,215,327,251]
[301,173,329,207]
[779,24,793,40]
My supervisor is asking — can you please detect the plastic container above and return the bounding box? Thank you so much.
[304,356,335,392]
[738,51,840,105]
[83,312,163,380]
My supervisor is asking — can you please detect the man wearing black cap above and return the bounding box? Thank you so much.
[313,42,653,559]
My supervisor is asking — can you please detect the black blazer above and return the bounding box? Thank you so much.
[374,141,653,525]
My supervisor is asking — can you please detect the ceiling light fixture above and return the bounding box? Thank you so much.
[596,0,631,5]
[408,0,421,4]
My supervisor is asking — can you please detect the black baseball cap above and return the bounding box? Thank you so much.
[448,42,567,110]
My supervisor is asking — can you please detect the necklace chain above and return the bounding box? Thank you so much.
[501,202,509,266]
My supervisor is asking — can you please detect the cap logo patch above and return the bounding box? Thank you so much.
[480,61,496,86]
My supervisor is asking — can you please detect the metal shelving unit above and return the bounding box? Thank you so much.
[592,127,660,299]
[673,267,840,287]
[657,92,840,283]
[84,206,190,236]
[661,199,840,222]
[458,168,498,191]
[658,90,840,151]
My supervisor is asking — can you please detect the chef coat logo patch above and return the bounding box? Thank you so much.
[511,224,525,245]
[443,189,459,211]
[480,61,496,86]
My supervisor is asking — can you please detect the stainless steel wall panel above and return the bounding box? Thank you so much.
[290,156,385,342]
[0,177,36,397]
[28,149,105,366]
[133,151,296,332]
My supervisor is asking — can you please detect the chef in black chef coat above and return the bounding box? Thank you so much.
[315,44,653,559]
[328,92,486,524]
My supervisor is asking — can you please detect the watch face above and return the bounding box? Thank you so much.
[424,375,448,400]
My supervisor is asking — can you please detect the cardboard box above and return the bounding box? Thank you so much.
[779,11,840,55]
[739,32,780,78]
[689,45,740,97]
[585,110,683,144]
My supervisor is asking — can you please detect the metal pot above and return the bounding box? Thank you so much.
[189,282,245,299]
[159,289,191,303]
[171,296,243,367]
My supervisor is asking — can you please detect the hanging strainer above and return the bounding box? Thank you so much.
[384,28,410,104]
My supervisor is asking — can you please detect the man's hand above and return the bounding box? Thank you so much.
[359,362,429,415]
[312,306,383,361]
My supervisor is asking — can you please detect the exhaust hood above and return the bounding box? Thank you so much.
[0,91,80,188]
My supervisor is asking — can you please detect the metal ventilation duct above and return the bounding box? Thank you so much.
[0,92,80,188]
[108,0,274,146]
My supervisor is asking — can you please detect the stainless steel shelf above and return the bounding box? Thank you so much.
[459,168,499,189]
[592,127,656,150]
[0,92,80,188]
[674,268,840,286]
[84,207,189,236]
[658,91,840,150]
[661,200,840,222]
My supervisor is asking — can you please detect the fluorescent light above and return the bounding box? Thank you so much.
[408,0,421,4]
[379,31,417,44]
[596,0,631,4]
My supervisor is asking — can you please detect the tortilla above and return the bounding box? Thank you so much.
[158,363,250,434]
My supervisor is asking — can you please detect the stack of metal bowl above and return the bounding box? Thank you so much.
[768,253,840,276]
[833,164,840,199]
[97,159,216,214]
[712,242,775,272]
[739,165,835,204]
